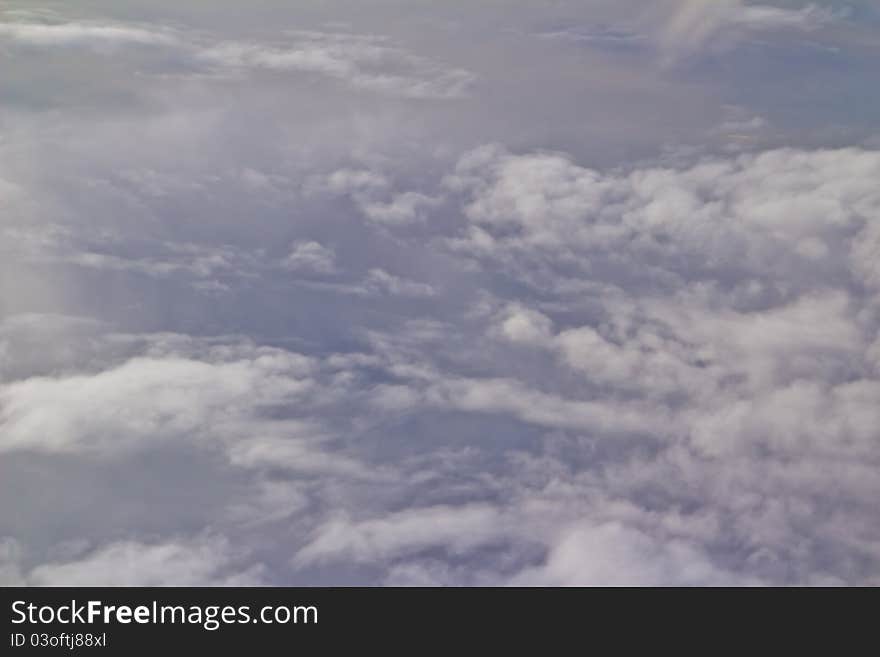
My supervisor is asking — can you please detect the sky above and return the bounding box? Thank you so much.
[1,0,878,586]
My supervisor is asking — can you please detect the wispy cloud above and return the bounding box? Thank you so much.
[0,17,474,98]
[654,0,846,61]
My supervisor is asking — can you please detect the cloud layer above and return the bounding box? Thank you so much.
[1,1,878,586]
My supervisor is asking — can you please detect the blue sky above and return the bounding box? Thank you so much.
[1,0,879,585]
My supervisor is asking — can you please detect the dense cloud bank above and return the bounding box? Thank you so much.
[1,1,878,585]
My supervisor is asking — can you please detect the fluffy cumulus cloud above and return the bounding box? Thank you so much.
[0,345,317,456]
[1,0,879,586]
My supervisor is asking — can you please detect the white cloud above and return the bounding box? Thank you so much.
[226,429,381,480]
[852,219,880,291]
[373,374,675,436]
[0,351,313,455]
[448,145,880,291]
[360,191,440,225]
[653,1,843,61]
[295,504,508,566]
[0,17,473,99]
[26,536,266,587]
[688,378,880,458]
[4,1,879,587]
[317,169,391,195]
[198,31,474,99]
[491,304,555,346]
[0,20,177,49]
[283,241,338,275]
[510,522,746,586]
[363,269,436,297]
[308,168,440,225]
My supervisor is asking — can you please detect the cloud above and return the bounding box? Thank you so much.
[360,192,440,225]
[283,241,338,275]
[362,269,436,297]
[3,1,879,587]
[0,20,178,49]
[490,304,555,346]
[852,218,880,290]
[531,2,846,65]
[0,18,473,98]
[307,167,441,225]
[5,138,880,585]
[653,1,844,61]
[447,145,880,293]
[198,30,475,99]
[290,268,436,299]
[437,142,880,584]
[295,504,508,566]
[226,430,380,479]
[64,244,261,282]
[372,373,675,437]
[0,339,354,474]
[24,536,266,587]
[510,522,747,586]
